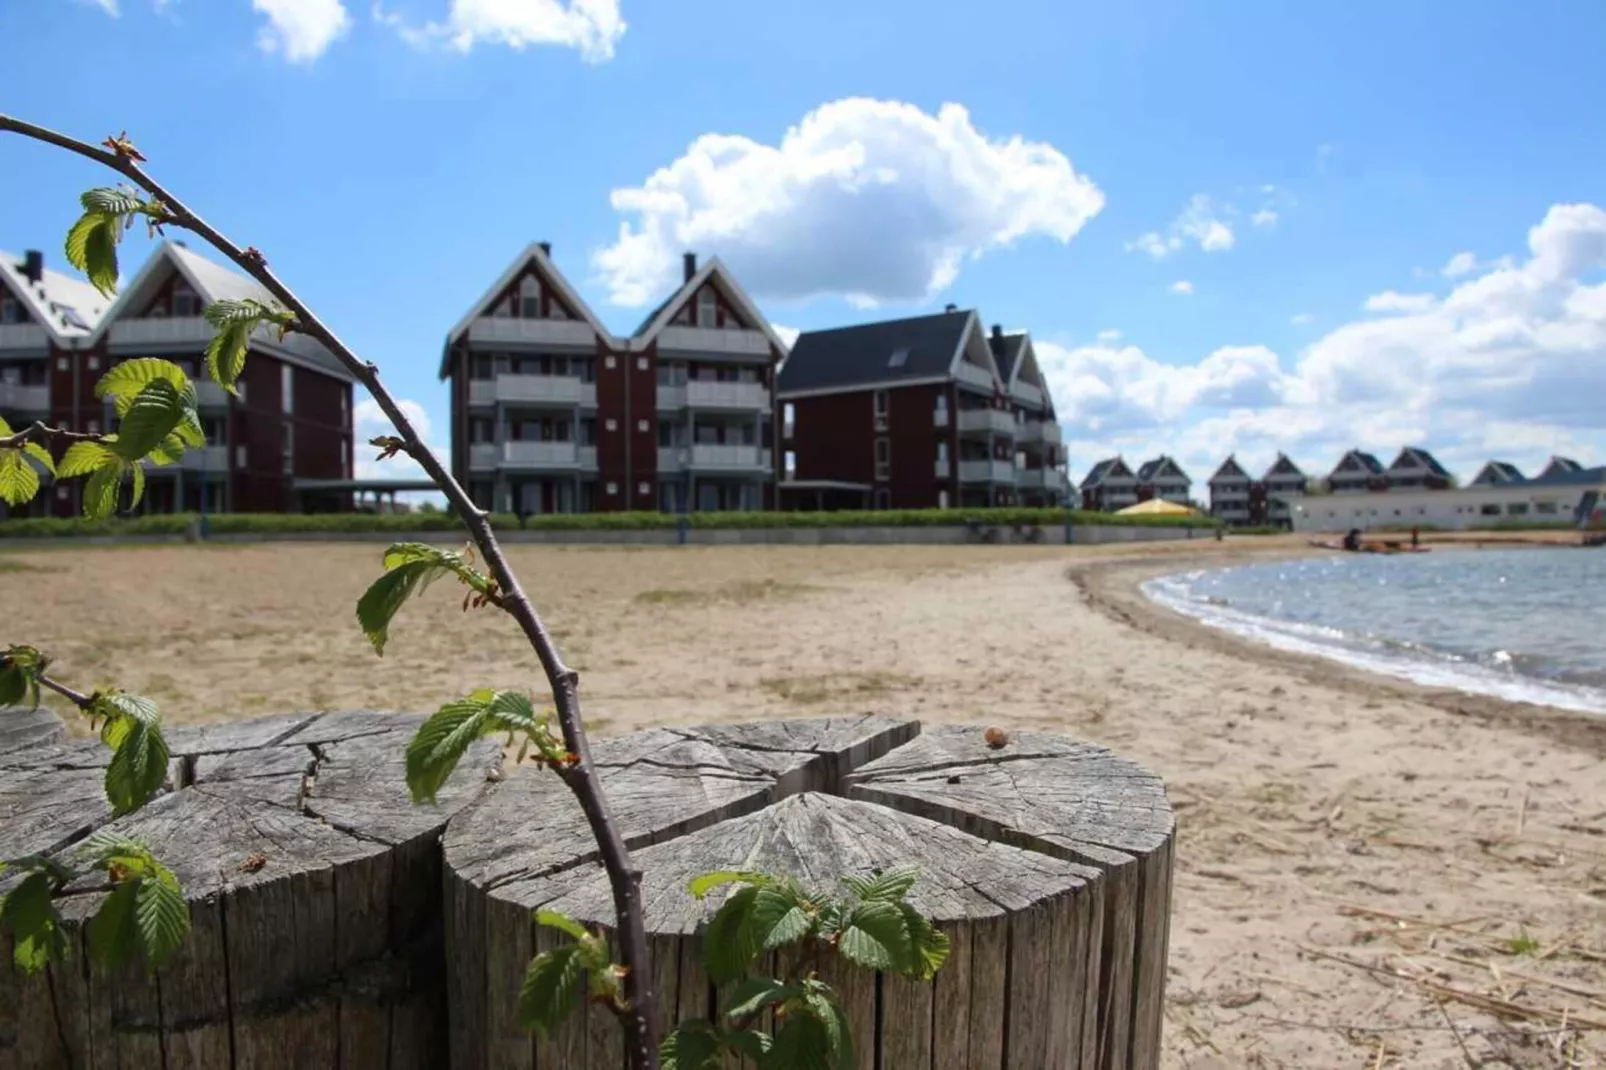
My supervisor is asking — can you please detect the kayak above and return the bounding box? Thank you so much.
[1308,539,1431,554]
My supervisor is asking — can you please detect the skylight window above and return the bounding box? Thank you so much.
[888,346,910,368]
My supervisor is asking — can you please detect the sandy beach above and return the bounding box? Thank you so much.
[4,536,1603,1067]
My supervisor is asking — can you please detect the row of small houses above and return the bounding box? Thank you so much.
[1081,446,1596,527]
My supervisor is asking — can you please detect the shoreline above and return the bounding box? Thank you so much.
[1069,547,1606,759]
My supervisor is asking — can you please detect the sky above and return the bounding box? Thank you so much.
[3,0,1605,492]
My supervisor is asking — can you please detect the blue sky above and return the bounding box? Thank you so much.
[4,0,1606,488]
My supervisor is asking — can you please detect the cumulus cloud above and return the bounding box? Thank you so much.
[1048,202,1606,489]
[252,0,350,61]
[773,324,801,349]
[1127,194,1235,259]
[1096,328,1123,343]
[1251,208,1278,228]
[1442,251,1478,278]
[354,397,447,496]
[375,0,625,61]
[591,99,1104,308]
[1169,280,1194,295]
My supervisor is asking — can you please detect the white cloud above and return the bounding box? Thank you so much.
[353,397,451,503]
[1442,251,1478,278]
[1096,328,1122,343]
[592,98,1104,308]
[375,0,625,61]
[1363,290,1437,314]
[1046,202,1606,489]
[1169,280,1194,295]
[1128,194,1235,259]
[252,0,351,61]
[773,324,801,349]
[1251,208,1278,228]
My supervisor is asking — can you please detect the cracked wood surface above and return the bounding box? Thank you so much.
[0,706,65,758]
[444,717,1175,1070]
[0,709,497,1070]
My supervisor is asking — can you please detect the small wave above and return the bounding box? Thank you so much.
[1142,574,1606,715]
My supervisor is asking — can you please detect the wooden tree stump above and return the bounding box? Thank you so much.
[443,717,1175,1070]
[0,706,66,757]
[0,710,498,1070]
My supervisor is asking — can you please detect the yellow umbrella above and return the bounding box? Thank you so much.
[1115,498,1199,517]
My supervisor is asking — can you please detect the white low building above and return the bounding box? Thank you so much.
[1284,474,1604,532]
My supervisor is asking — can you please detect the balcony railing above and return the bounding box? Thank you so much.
[1017,467,1064,489]
[690,444,771,471]
[954,362,995,393]
[654,325,773,357]
[108,316,337,365]
[956,408,1016,436]
[935,458,951,479]
[468,441,595,470]
[933,407,949,429]
[0,324,49,353]
[958,459,1015,483]
[178,445,229,471]
[1016,420,1062,446]
[0,382,49,412]
[1009,381,1045,407]
[469,443,497,471]
[466,317,599,350]
[685,380,770,410]
[469,375,595,407]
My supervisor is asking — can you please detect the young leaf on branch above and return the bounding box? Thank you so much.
[0,644,49,708]
[0,857,74,973]
[64,185,170,297]
[0,415,56,508]
[92,690,170,814]
[356,541,499,655]
[202,298,295,394]
[405,687,558,803]
[79,830,190,972]
[516,909,617,1038]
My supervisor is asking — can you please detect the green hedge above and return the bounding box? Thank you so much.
[0,506,1217,539]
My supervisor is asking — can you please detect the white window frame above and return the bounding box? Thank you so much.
[874,437,890,481]
[281,364,294,414]
[874,390,889,431]
[697,289,717,328]
[519,276,542,319]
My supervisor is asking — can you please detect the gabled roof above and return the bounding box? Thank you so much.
[1137,455,1190,484]
[1470,460,1525,485]
[1082,456,1134,488]
[439,242,611,378]
[1538,455,1583,478]
[0,248,108,345]
[1210,455,1250,482]
[1330,448,1385,477]
[988,330,1027,382]
[1264,452,1306,479]
[1387,445,1451,478]
[90,241,355,382]
[1524,463,1604,488]
[778,309,998,396]
[629,256,792,356]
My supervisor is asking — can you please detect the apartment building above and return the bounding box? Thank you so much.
[1327,448,1388,493]
[0,248,107,517]
[1208,452,1309,527]
[440,245,786,515]
[1537,455,1583,480]
[1469,460,1525,486]
[1207,456,1253,525]
[1262,452,1309,526]
[776,308,1067,510]
[1135,455,1192,504]
[1384,446,1453,491]
[1079,457,1139,512]
[4,242,354,517]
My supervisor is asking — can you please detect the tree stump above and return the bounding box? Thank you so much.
[0,710,498,1070]
[443,717,1175,1070]
[0,706,66,757]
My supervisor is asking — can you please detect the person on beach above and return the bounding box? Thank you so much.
[1411,524,1420,548]
[1342,527,1362,552]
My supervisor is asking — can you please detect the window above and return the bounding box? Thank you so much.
[0,298,20,324]
[56,356,68,371]
[1507,502,1529,516]
[784,450,796,477]
[606,418,617,432]
[519,277,542,318]
[469,417,494,443]
[340,389,348,421]
[874,437,890,481]
[638,482,650,497]
[783,402,795,439]
[282,422,294,475]
[1480,503,1501,516]
[605,355,617,370]
[236,445,248,470]
[340,440,348,468]
[86,419,100,434]
[281,364,294,414]
[874,390,889,431]
[237,381,248,404]
[888,346,910,369]
[606,482,618,496]
[173,283,202,317]
[938,489,950,510]
[698,289,717,328]
[87,356,99,371]
[1536,501,1559,515]
[937,441,949,465]
[637,356,648,371]
[637,419,649,433]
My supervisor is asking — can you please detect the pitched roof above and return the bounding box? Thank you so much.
[91,241,355,382]
[1539,455,1583,477]
[1211,455,1249,481]
[0,248,109,345]
[1081,456,1133,488]
[438,242,611,378]
[1388,445,1451,478]
[988,330,1027,382]
[629,256,792,356]
[1330,448,1385,476]
[1265,452,1306,479]
[778,309,982,395]
[1470,460,1525,485]
[1522,463,1605,488]
[1138,455,1190,483]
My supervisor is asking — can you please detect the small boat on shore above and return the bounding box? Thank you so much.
[1308,538,1431,554]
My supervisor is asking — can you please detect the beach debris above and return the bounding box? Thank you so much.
[983,725,1010,749]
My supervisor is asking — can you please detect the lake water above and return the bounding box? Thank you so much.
[1143,547,1606,714]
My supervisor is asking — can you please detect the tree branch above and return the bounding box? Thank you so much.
[0,113,662,1068]
[35,672,94,712]
[0,421,109,452]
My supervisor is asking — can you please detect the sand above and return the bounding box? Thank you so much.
[3,535,1603,1067]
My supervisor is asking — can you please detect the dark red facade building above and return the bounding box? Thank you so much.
[776,308,1067,510]
[439,244,787,515]
[0,243,355,518]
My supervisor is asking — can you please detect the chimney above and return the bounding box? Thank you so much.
[22,250,42,285]
[683,252,697,283]
[537,241,552,257]
[944,303,957,313]
[991,323,1003,342]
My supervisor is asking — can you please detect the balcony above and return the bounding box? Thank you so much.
[469,375,595,407]
[933,407,949,429]
[0,324,49,353]
[195,380,229,409]
[958,459,1015,483]
[653,325,772,358]
[470,441,598,471]
[178,445,229,471]
[0,382,49,413]
[466,317,599,351]
[1017,467,1063,489]
[689,444,771,471]
[956,408,1016,436]
[1009,381,1045,407]
[954,362,995,393]
[935,458,951,479]
[1017,420,1062,446]
[108,317,336,366]
[685,380,770,411]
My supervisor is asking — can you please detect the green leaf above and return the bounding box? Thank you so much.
[81,187,146,216]
[752,886,813,951]
[203,322,252,394]
[23,442,55,477]
[0,415,9,437]
[0,451,40,506]
[124,459,145,512]
[111,379,186,461]
[204,298,277,329]
[356,561,447,656]
[534,909,590,942]
[897,902,949,980]
[660,1020,723,1070]
[703,885,762,984]
[0,664,27,706]
[0,872,70,973]
[65,212,121,297]
[382,541,493,594]
[689,870,772,899]
[758,1012,832,1070]
[133,865,188,970]
[834,900,911,973]
[82,459,123,519]
[173,411,206,449]
[721,977,798,1021]
[59,441,114,479]
[97,692,168,815]
[96,358,192,416]
[87,879,140,970]
[800,986,855,1070]
[724,1030,773,1060]
[403,694,492,804]
[840,868,919,904]
[516,943,585,1038]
